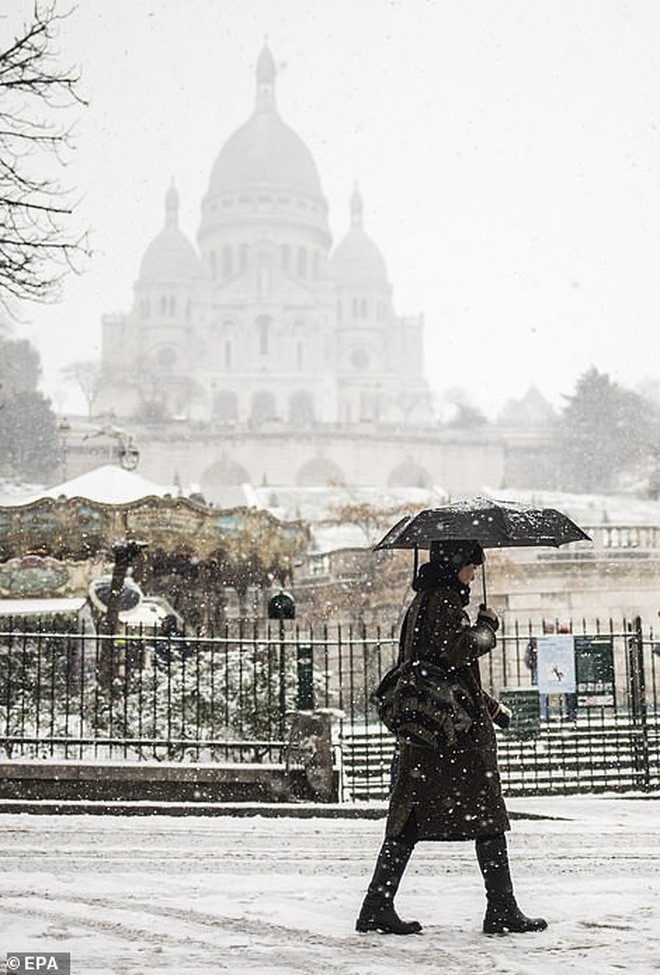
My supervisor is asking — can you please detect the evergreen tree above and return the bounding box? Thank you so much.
[0,334,60,481]
[557,367,660,493]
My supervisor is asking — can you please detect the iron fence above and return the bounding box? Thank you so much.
[0,616,658,799]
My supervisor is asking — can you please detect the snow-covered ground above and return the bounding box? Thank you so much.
[0,795,659,974]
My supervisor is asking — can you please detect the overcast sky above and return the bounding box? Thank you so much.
[7,0,660,418]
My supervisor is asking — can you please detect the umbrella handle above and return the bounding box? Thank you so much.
[481,561,488,607]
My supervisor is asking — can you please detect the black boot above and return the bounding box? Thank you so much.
[356,830,422,935]
[483,895,548,934]
[476,833,547,935]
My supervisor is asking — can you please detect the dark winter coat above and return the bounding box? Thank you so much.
[386,586,510,842]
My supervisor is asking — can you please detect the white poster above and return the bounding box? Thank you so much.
[536,634,576,694]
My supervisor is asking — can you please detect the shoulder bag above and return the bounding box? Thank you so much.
[371,595,478,749]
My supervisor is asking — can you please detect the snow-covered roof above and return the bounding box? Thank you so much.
[8,465,177,507]
[0,597,87,616]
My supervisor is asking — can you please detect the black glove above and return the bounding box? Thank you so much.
[477,604,499,632]
[492,703,512,730]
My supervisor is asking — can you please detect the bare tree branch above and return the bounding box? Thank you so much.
[0,1,89,311]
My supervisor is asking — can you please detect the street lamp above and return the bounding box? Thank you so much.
[57,417,71,480]
[268,590,296,741]
[118,435,140,471]
[82,421,140,471]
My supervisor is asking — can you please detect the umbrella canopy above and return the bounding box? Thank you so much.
[374,497,590,605]
[373,496,591,551]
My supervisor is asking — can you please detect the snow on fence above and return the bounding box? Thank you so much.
[0,617,657,800]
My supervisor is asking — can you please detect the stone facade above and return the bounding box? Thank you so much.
[98,44,432,442]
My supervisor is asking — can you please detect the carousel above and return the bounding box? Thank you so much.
[0,465,308,631]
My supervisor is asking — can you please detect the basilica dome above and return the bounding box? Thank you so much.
[331,187,389,287]
[139,185,200,283]
[206,45,323,200]
[209,112,323,199]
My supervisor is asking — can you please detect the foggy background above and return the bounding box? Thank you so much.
[6,0,660,419]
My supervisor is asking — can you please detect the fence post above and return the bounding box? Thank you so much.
[628,616,650,791]
[278,617,287,742]
[296,640,314,711]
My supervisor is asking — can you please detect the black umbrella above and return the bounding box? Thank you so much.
[373,496,590,602]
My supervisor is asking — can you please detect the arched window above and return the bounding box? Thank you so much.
[224,340,232,369]
[222,246,233,278]
[352,297,359,318]
[361,297,368,318]
[250,390,276,426]
[257,254,272,294]
[297,247,307,278]
[156,346,176,371]
[160,295,167,316]
[257,315,271,355]
[169,296,176,316]
[212,391,239,424]
[239,243,248,273]
[281,244,291,273]
[296,342,304,370]
[288,390,315,426]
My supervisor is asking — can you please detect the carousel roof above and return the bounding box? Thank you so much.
[11,465,176,507]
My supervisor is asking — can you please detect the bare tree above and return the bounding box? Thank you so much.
[60,358,102,416]
[0,2,88,310]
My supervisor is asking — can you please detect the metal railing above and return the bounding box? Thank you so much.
[0,617,657,799]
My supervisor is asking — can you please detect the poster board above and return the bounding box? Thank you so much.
[574,635,615,707]
[536,634,576,695]
[499,687,541,739]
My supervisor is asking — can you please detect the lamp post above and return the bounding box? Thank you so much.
[267,590,295,742]
[57,417,71,480]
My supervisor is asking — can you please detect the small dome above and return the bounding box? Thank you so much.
[139,185,200,283]
[331,187,389,286]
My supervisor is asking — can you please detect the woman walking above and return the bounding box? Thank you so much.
[356,540,547,936]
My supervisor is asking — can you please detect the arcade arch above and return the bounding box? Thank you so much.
[201,458,251,487]
[296,457,346,486]
[387,462,432,489]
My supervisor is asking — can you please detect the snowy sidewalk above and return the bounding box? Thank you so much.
[0,795,658,974]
